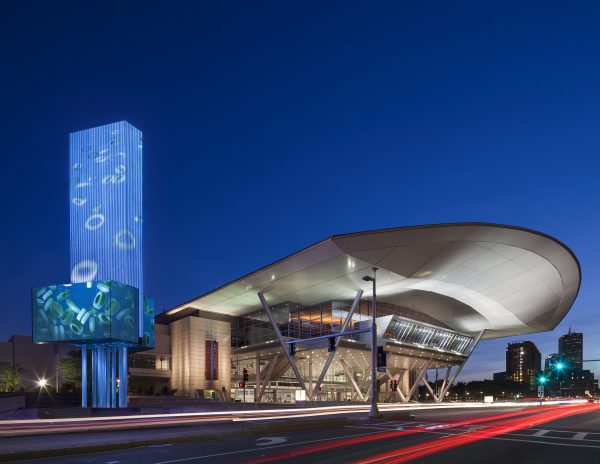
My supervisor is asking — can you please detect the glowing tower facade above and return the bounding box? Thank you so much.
[33,121,152,409]
[69,121,144,335]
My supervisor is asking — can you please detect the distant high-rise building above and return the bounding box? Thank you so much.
[545,353,560,371]
[559,328,583,369]
[506,341,541,390]
[493,371,507,382]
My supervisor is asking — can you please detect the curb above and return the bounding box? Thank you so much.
[0,417,349,462]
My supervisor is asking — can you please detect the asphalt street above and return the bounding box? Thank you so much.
[8,404,600,464]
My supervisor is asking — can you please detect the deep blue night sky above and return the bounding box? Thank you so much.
[1,1,599,380]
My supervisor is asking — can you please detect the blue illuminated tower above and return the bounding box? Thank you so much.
[69,121,144,332]
[69,121,144,407]
[32,121,153,409]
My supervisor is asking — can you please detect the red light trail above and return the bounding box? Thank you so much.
[242,404,573,464]
[352,403,600,464]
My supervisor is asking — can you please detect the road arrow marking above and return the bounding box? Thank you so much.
[256,437,288,446]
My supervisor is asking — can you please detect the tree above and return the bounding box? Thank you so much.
[58,350,82,391]
[0,363,25,392]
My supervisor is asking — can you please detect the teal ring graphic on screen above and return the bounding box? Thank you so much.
[32,280,143,344]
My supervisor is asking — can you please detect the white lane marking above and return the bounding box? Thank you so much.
[573,432,589,440]
[106,461,121,464]
[487,435,600,448]
[256,436,287,446]
[532,429,550,437]
[345,425,393,430]
[149,429,386,464]
[426,429,600,443]
[148,444,173,448]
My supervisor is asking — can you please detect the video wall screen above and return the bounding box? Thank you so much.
[142,296,155,349]
[33,280,140,344]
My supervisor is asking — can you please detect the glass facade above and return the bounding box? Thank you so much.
[232,299,450,347]
[383,318,473,355]
[130,353,172,371]
[227,298,468,403]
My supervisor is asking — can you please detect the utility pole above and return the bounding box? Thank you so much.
[363,267,381,418]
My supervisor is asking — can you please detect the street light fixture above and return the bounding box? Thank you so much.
[362,267,380,418]
[35,378,48,389]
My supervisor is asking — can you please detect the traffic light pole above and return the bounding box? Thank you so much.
[367,268,380,418]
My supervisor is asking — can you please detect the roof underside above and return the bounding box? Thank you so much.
[163,223,580,340]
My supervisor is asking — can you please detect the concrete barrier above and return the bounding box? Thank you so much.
[0,395,25,413]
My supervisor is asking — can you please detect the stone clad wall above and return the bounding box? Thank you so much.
[170,315,231,398]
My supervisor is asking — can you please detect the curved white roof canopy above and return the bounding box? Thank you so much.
[165,223,580,340]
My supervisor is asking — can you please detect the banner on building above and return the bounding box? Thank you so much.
[205,340,219,380]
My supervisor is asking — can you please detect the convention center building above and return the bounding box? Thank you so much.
[127,223,580,403]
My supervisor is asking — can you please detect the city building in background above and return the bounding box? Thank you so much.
[544,328,595,398]
[493,371,507,382]
[545,353,560,371]
[559,328,583,370]
[506,341,541,391]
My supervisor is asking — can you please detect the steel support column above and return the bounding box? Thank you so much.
[403,363,430,403]
[311,290,363,399]
[258,293,307,392]
[111,347,117,407]
[118,345,128,408]
[255,352,261,403]
[308,354,313,399]
[81,345,88,408]
[436,366,452,403]
[438,330,485,399]
[91,347,97,408]
[422,376,440,402]
[257,355,279,402]
[339,358,365,401]
[396,370,407,402]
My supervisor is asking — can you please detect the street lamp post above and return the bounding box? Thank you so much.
[556,363,564,398]
[363,267,380,418]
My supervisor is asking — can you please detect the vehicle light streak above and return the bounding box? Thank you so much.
[351,404,600,464]
[242,405,568,464]
[0,400,587,437]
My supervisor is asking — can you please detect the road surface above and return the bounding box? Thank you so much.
[5,403,599,463]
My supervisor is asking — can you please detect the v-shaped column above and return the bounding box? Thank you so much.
[311,290,363,399]
[258,293,308,393]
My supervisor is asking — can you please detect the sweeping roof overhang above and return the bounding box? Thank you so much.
[162,223,580,340]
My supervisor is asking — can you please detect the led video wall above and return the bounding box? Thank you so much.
[142,296,155,348]
[33,280,141,344]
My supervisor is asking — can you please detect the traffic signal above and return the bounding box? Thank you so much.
[538,376,547,385]
[328,337,336,353]
[392,380,398,391]
[377,347,386,369]
[243,368,249,382]
[239,382,245,388]
[289,343,296,357]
